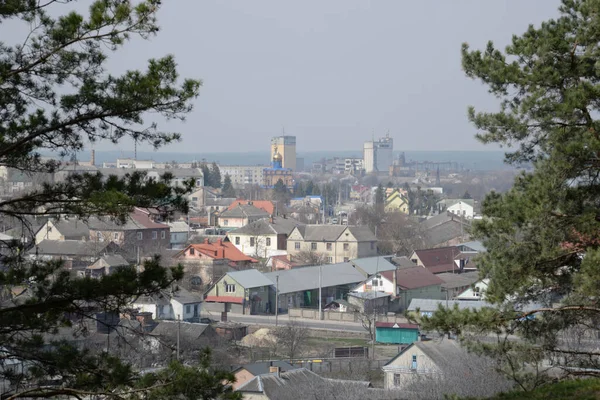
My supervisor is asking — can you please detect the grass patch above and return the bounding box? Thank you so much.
[486,379,600,400]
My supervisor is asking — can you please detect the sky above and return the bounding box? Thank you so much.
[15,0,565,154]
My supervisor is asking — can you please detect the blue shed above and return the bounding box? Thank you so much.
[375,322,420,344]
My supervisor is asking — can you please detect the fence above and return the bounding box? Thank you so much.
[290,358,387,374]
[288,308,410,325]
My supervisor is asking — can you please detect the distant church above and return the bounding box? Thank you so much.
[263,146,293,188]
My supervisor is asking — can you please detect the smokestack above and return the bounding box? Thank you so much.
[90,149,95,166]
[269,366,280,377]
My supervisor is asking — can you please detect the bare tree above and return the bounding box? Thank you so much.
[293,249,327,266]
[274,320,309,360]
[355,304,386,342]
[377,212,430,256]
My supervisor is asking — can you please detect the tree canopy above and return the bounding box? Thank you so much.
[221,174,236,198]
[0,1,237,398]
[421,0,600,388]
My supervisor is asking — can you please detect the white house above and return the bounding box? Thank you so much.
[131,287,203,322]
[351,273,396,296]
[455,278,490,301]
[227,217,303,258]
[437,199,475,219]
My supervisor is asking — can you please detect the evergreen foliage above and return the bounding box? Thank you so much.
[221,174,236,198]
[420,0,600,388]
[210,162,222,189]
[0,1,236,398]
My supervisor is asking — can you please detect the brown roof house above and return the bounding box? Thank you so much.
[409,246,466,274]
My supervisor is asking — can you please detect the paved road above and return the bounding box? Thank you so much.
[201,312,367,333]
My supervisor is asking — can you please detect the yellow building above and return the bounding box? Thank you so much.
[270,135,296,171]
[385,189,409,214]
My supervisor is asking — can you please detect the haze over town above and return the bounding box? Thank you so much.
[1,1,598,399]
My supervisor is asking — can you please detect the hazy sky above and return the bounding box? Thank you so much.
[29,1,568,153]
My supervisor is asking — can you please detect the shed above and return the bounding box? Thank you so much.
[375,322,419,344]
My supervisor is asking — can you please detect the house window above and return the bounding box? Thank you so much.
[225,284,236,293]
[152,231,157,240]
[393,374,402,387]
[235,237,240,245]
[186,305,191,314]
[266,237,271,246]
[326,243,332,251]
[161,231,166,239]
[295,242,300,250]
[223,220,228,226]
[343,257,349,262]
[326,256,333,263]
[411,355,417,370]
[192,197,198,201]
[311,242,317,250]
[371,242,375,250]
[343,243,349,251]
[113,232,119,240]
[137,232,143,240]
[250,237,255,247]
[372,279,379,287]
[190,248,195,255]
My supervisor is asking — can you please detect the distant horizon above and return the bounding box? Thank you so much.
[59,148,515,171]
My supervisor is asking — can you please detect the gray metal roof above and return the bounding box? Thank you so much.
[458,240,487,253]
[264,262,365,294]
[293,225,376,242]
[233,361,297,376]
[437,271,480,290]
[44,219,90,239]
[237,368,370,395]
[229,217,304,236]
[150,321,211,339]
[351,256,396,275]
[219,204,270,219]
[29,240,112,257]
[226,269,274,289]
[407,298,491,312]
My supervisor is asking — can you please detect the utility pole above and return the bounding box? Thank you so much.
[275,275,279,326]
[371,253,379,360]
[176,314,181,361]
[318,265,322,321]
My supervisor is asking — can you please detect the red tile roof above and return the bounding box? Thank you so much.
[375,322,419,329]
[178,239,258,263]
[205,296,244,304]
[228,200,275,216]
[396,266,444,290]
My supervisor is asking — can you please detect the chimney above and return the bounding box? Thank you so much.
[217,238,223,246]
[269,366,280,377]
[393,268,398,298]
[269,215,274,224]
[90,149,95,166]
[204,238,210,244]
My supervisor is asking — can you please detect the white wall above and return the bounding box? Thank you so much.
[230,233,278,258]
[447,202,474,219]
[352,275,395,295]
[456,279,489,300]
